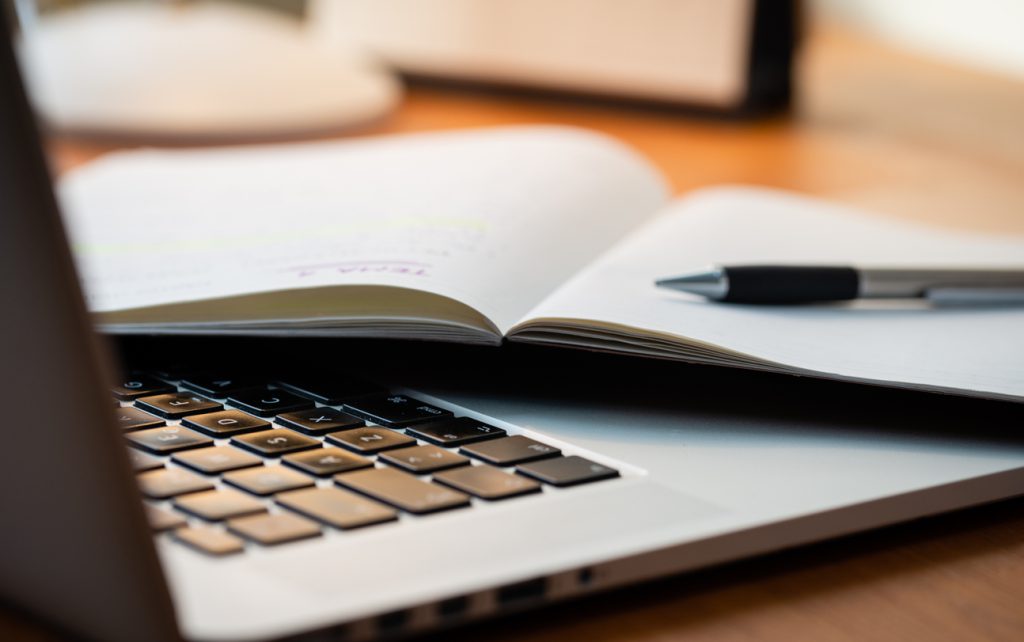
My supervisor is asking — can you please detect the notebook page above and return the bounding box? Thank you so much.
[514,187,1024,400]
[59,126,668,334]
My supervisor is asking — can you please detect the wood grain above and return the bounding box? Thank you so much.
[27,23,1024,642]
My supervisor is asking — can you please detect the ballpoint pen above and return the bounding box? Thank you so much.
[655,265,1024,304]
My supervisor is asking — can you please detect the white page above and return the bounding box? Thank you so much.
[59,126,668,334]
[515,187,1024,400]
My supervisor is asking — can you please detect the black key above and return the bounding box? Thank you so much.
[181,376,265,399]
[276,407,364,435]
[227,513,320,546]
[343,394,452,427]
[227,389,314,417]
[173,526,244,556]
[460,436,560,466]
[405,417,506,446]
[181,410,270,437]
[378,445,470,474]
[516,456,619,487]
[223,466,314,496]
[335,467,470,514]
[282,447,373,476]
[276,487,397,530]
[433,465,542,500]
[135,393,222,419]
[171,446,263,475]
[125,425,214,455]
[231,429,320,457]
[137,468,214,499]
[325,427,416,454]
[144,366,195,382]
[173,489,267,521]
[113,406,165,432]
[127,449,163,472]
[112,375,174,401]
[277,377,385,405]
[145,505,186,531]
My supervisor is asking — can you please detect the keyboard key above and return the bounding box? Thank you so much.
[335,467,469,514]
[113,406,165,432]
[405,417,506,446]
[180,376,264,399]
[127,449,163,472]
[173,489,267,521]
[182,410,270,437]
[276,407,364,435]
[145,505,186,531]
[343,394,452,427]
[277,377,385,405]
[460,436,560,466]
[433,465,542,500]
[223,466,314,496]
[378,445,470,474]
[276,487,397,530]
[227,512,321,546]
[135,393,222,420]
[137,468,214,499]
[145,366,194,382]
[173,526,244,556]
[516,456,619,487]
[231,429,320,457]
[125,425,213,455]
[171,446,262,475]
[325,427,415,454]
[282,447,373,477]
[112,375,174,401]
[226,389,313,417]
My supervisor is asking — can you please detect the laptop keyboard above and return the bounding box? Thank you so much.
[114,372,623,556]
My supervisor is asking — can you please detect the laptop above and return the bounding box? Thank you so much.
[3,10,1024,641]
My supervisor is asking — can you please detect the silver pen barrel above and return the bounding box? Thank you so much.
[858,268,1024,298]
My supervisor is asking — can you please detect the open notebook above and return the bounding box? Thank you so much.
[59,127,1024,401]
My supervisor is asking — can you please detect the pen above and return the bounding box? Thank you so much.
[655,265,1024,304]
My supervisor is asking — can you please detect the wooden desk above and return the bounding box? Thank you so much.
[30,25,1024,642]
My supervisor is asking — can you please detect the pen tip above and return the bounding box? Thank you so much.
[655,268,726,299]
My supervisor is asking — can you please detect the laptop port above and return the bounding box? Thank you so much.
[497,578,547,608]
[377,610,409,635]
[577,567,595,587]
[437,595,469,620]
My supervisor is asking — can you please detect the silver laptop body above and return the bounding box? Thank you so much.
[3,11,1024,641]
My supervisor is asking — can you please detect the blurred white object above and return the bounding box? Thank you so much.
[815,0,1024,79]
[309,0,758,109]
[16,1,401,140]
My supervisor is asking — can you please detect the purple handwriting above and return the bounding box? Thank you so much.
[286,260,431,278]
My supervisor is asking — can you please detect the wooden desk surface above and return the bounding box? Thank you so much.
[30,25,1024,642]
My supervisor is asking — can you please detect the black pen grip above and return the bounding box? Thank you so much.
[722,266,859,304]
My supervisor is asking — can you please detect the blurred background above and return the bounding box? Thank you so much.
[816,0,1024,79]
[8,0,1024,233]
[20,0,1024,78]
